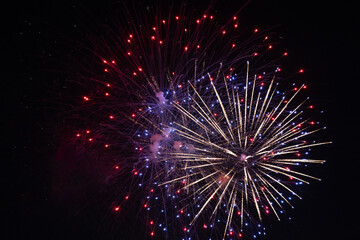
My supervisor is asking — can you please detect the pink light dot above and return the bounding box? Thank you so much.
[254,28,258,33]
[175,16,179,20]
[76,133,81,137]
[115,165,119,170]
[113,206,120,211]
[299,69,304,73]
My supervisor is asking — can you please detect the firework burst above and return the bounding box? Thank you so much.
[70,3,330,239]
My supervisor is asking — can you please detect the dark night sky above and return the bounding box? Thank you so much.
[3,0,358,239]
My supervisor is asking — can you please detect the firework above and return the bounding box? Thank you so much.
[70,3,330,239]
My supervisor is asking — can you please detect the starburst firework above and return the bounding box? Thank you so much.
[69,3,330,239]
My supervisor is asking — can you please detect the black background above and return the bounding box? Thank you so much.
[3,0,358,239]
